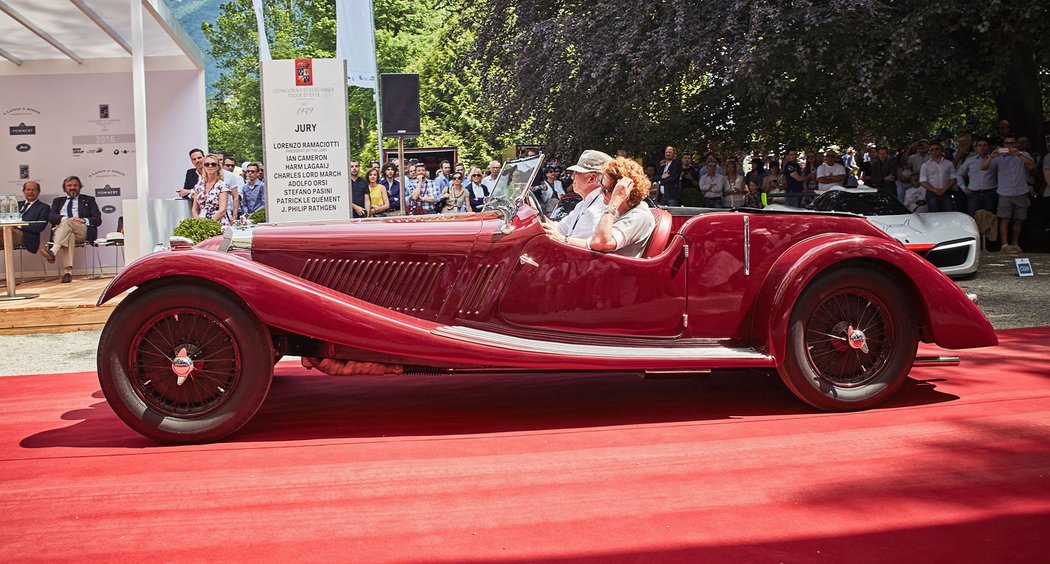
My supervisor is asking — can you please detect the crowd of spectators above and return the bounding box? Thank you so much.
[182,117,1050,251]
[633,121,1048,252]
[181,148,266,225]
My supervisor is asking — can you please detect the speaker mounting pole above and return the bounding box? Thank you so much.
[398,136,405,216]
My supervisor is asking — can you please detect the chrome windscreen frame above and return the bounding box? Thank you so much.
[219,223,255,253]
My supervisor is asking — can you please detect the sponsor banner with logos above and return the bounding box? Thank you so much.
[1,69,204,274]
[1,75,133,272]
[261,58,352,223]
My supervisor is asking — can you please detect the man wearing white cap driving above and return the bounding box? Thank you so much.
[542,149,612,241]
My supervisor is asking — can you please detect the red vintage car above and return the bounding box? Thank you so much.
[96,155,997,443]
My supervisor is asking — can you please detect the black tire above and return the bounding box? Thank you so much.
[97,284,273,443]
[778,267,918,411]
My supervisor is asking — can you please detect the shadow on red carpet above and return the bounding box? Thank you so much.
[13,327,1047,449]
[21,364,960,449]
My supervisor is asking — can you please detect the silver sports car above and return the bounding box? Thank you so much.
[768,187,980,277]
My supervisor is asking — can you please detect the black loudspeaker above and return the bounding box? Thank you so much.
[381,73,420,136]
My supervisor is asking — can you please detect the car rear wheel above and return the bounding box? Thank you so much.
[778,267,918,411]
[97,284,273,443]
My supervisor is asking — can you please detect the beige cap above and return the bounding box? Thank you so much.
[566,150,612,174]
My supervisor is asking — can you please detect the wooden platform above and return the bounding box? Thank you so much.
[0,275,124,335]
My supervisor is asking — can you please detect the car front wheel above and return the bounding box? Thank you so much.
[778,267,919,411]
[97,284,273,443]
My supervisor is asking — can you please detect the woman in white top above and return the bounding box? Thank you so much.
[724,159,745,208]
[537,165,565,208]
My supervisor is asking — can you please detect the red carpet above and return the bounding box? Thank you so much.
[1,328,1049,562]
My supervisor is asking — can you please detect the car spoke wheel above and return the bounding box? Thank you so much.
[129,310,241,418]
[803,289,893,388]
[779,267,918,411]
[98,285,272,443]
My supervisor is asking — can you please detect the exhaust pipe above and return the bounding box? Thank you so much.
[913,355,960,367]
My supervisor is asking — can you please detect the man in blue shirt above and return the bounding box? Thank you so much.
[240,162,266,218]
[955,138,996,216]
[982,136,1036,253]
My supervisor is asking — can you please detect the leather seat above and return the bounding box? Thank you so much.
[643,207,673,258]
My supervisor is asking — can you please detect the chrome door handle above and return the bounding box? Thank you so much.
[519,254,539,267]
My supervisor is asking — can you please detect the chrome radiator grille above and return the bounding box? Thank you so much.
[300,258,444,312]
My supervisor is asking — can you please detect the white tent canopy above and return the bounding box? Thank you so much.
[0,0,206,263]
[0,0,201,68]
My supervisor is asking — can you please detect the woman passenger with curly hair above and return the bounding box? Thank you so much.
[552,156,655,258]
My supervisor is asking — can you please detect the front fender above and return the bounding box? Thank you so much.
[98,249,448,348]
[754,235,997,363]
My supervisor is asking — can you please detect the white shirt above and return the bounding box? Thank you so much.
[61,195,80,219]
[222,169,245,193]
[538,179,564,203]
[480,175,499,193]
[465,181,487,201]
[557,189,605,238]
[816,163,847,191]
[919,157,955,191]
[699,172,729,199]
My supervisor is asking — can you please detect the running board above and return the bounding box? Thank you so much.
[432,325,774,368]
[913,355,960,367]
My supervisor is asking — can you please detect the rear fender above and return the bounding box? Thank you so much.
[754,235,997,363]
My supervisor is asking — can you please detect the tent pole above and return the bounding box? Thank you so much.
[129,0,150,261]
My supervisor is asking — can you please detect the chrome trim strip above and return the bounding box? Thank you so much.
[743,216,750,276]
[432,325,772,360]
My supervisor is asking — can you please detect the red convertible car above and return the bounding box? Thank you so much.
[96,155,997,443]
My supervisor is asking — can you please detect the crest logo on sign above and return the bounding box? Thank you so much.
[295,59,313,86]
[16,143,30,152]
[9,122,35,135]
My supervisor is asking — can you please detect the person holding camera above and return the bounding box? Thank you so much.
[981,136,1036,253]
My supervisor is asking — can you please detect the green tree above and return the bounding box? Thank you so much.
[466,0,1049,159]
[203,0,337,162]
[201,0,500,166]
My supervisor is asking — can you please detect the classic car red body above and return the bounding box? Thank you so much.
[96,156,997,443]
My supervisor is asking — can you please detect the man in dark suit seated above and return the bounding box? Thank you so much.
[48,175,101,283]
[0,180,53,261]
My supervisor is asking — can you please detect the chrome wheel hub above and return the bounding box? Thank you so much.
[847,325,869,354]
[171,347,194,385]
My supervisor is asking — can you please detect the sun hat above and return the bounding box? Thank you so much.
[566,150,612,173]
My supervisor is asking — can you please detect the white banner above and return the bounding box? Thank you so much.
[261,58,352,223]
[252,0,272,62]
[336,0,377,88]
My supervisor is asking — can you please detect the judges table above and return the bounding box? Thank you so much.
[1,221,38,301]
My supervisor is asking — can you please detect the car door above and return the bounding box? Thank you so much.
[496,234,688,337]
